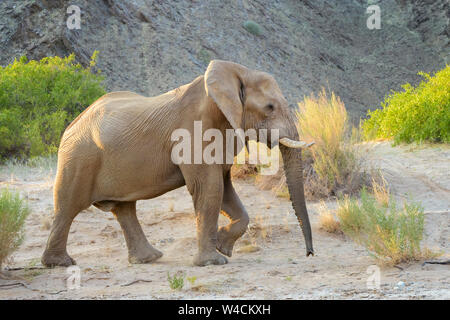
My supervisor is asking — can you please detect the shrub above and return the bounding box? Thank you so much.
[197,48,212,66]
[0,52,106,159]
[362,65,450,144]
[336,188,437,265]
[243,20,263,36]
[167,272,185,290]
[296,89,366,198]
[0,188,30,268]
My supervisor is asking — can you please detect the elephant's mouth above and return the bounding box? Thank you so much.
[279,137,315,149]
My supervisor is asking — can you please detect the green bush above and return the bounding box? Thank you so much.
[337,188,436,265]
[243,20,263,36]
[362,65,450,144]
[0,52,106,159]
[0,188,30,268]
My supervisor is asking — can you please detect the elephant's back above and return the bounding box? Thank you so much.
[59,90,176,154]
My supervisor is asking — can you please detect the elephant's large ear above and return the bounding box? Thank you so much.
[204,60,247,130]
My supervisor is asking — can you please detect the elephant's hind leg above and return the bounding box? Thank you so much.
[41,211,78,267]
[112,201,163,264]
[217,172,249,257]
[42,175,90,267]
[42,159,95,267]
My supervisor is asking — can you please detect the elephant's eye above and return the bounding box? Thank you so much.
[266,104,275,112]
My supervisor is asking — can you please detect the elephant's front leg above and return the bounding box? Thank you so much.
[217,172,249,257]
[182,165,228,266]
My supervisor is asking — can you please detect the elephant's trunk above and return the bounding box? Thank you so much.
[280,144,314,257]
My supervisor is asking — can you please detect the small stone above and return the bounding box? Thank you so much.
[395,281,406,290]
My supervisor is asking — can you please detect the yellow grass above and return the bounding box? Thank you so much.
[318,202,341,233]
[296,89,364,198]
[371,174,390,207]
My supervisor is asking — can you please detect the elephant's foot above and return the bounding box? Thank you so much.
[42,249,76,268]
[193,250,228,266]
[128,247,163,264]
[216,229,237,257]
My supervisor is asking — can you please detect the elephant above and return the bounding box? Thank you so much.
[41,60,314,267]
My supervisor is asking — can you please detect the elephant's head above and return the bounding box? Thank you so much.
[205,60,314,257]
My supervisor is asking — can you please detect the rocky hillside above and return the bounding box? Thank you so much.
[0,0,448,119]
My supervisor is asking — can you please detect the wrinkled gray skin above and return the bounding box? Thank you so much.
[41,60,313,267]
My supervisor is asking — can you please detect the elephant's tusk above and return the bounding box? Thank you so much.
[279,138,315,149]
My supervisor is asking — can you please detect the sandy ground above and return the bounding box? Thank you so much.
[0,142,448,299]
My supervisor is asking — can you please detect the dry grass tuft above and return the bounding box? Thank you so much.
[231,142,274,181]
[255,168,288,198]
[246,214,272,244]
[168,200,175,212]
[318,202,341,233]
[371,173,390,207]
[236,244,261,253]
[230,146,259,180]
[40,215,52,231]
[297,89,367,199]
[230,162,258,180]
[190,284,210,293]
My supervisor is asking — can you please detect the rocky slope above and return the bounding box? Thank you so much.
[0,0,448,119]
